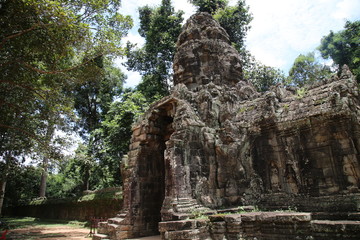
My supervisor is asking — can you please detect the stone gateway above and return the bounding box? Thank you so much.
[95,13,360,240]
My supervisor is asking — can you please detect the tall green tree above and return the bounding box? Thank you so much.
[72,58,125,137]
[243,55,286,92]
[318,20,360,81]
[71,58,126,190]
[288,52,332,87]
[1,165,41,208]
[0,0,132,208]
[126,0,184,101]
[213,0,252,52]
[98,90,149,184]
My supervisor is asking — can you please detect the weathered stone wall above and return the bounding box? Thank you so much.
[252,70,360,198]
[159,211,360,240]
[5,198,122,221]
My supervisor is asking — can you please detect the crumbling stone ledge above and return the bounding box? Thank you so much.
[159,211,360,240]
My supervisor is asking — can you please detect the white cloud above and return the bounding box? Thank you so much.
[333,0,360,20]
[124,70,142,88]
[173,1,196,21]
[122,31,145,47]
[245,0,360,74]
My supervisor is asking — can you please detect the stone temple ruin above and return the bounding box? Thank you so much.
[95,13,360,239]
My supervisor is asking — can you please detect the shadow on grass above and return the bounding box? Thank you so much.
[1,217,87,229]
[7,232,66,240]
[1,217,91,240]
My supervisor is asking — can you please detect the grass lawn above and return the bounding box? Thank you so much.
[1,216,88,229]
[1,217,91,240]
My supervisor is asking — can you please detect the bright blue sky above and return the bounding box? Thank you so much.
[117,0,360,88]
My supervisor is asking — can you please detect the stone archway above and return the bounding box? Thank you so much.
[133,102,175,237]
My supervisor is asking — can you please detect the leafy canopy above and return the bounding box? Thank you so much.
[318,20,360,82]
[0,0,133,158]
[288,52,332,87]
[0,0,132,203]
[126,0,184,101]
[189,0,228,14]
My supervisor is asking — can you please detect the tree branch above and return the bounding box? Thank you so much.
[20,55,102,75]
[0,123,46,148]
[0,23,52,49]
[0,80,47,100]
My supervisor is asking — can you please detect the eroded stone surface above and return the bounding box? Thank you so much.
[95,12,360,240]
[173,13,244,90]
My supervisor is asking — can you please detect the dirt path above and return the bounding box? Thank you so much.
[6,225,162,240]
[6,225,91,240]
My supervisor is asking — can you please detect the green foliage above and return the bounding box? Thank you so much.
[213,0,253,51]
[0,0,132,205]
[69,58,127,191]
[3,217,88,229]
[77,189,122,202]
[318,20,360,82]
[188,0,228,14]
[243,53,286,92]
[97,90,150,183]
[46,171,82,199]
[288,52,332,87]
[190,208,208,219]
[189,0,252,52]
[72,58,126,137]
[0,0,132,148]
[29,187,122,204]
[45,90,149,195]
[126,0,184,101]
[296,87,308,99]
[52,90,150,195]
[1,165,41,207]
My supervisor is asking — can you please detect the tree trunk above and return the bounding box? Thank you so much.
[0,154,11,216]
[39,116,55,198]
[0,180,7,216]
[39,156,48,198]
[83,167,90,191]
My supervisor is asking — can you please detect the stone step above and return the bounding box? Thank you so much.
[312,212,360,221]
[311,220,360,235]
[165,229,201,239]
[93,233,110,240]
[173,213,190,220]
[217,206,256,214]
[108,223,119,229]
[174,203,196,208]
[97,222,119,235]
[108,217,124,225]
[117,213,127,218]
[172,203,196,208]
[174,198,198,204]
[98,221,108,227]
[175,205,198,211]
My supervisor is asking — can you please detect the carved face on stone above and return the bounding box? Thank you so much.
[173,13,243,90]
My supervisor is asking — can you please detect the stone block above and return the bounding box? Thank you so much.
[159,220,194,232]
[165,229,200,239]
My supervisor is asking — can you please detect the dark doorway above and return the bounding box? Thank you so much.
[137,107,174,236]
